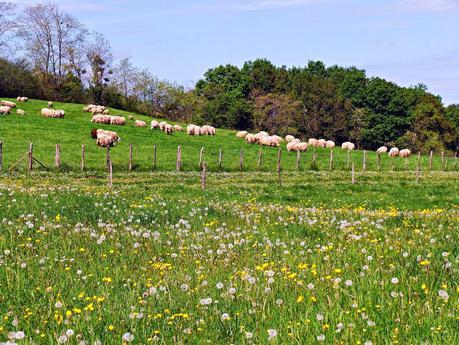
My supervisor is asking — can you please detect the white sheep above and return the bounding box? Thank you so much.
[187,124,196,135]
[16,109,25,116]
[341,142,355,150]
[399,149,411,158]
[245,134,257,144]
[1,100,16,108]
[236,131,248,138]
[173,125,184,132]
[317,139,327,148]
[0,106,11,115]
[388,147,399,157]
[308,138,318,147]
[285,135,295,143]
[134,120,147,127]
[376,146,388,154]
[326,140,335,148]
[48,101,53,108]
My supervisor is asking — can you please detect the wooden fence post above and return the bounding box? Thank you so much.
[218,148,222,170]
[176,145,182,171]
[81,145,85,171]
[55,144,61,168]
[329,149,334,171]
[377,153,381,171]
[441,151,445,171]
[277,148,282,186]
[363,150,366,172]
[28,142,33,171]
[201,162,207,190]
[239,149,244,171]
[199,147,204,170]
[444,158,448,171]
[257,148,262,171]
[404,156,408,170]
[455,153,457,171]
[129,144,133,171]
[108,160,113,188]
[351,162,355,184]
[106,147,110,171]
[312,149,317,166]
[346,150,350,170]
[296,150,301,170]
[0,141,3,172]
[429,151,433,171]
[153,144,157,171]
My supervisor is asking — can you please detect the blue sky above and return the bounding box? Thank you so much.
[12,0,459,104]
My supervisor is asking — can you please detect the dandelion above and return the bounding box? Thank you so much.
[228,287,236,294]
[58,334,68,343]
[316,313,324,321]
[438,289,449,301]
[221,313,230,321]
[66,329,74,337]
[216,282,224,289]
[276,299,283,306]
[15,331,25,340]
[180,284,189,291]
[317,334,325,342]
[364,341,373,345]
[122,332,134,342]
[200,297,212,305]
[267,329,277,341]
[391,277,399,284]
[245,331,254,339]
[345,279,353,286]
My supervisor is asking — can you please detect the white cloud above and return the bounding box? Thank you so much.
[404,0,459,11]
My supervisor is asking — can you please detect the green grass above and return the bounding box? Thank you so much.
[1,98,457,173]
[1,98,458,344]
[0,171,458,344]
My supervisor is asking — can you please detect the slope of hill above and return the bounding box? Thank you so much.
[0,98,454,172]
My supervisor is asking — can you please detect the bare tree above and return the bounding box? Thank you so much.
[0,2,17,54]
[113,57,138,98]
[17,3,87,86]
[86,32,113,104]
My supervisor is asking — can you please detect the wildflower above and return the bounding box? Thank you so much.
[267,329,277,341]
[180,284,189,291]
[228,287,236,294]
[58,334,68,343]
[15,331,25,340]
[317,334,325,342]
[122,332,134,342]
[391,277,399,284]
[200,298,212,305]
[438,289,449,301]
[66,329,74,337]
[345,280,353,286]
[245,331,254,339]
[216,282,224,289]
[221,313,230,321]
[276,299,283,306]
[297,295,304,303]
[316,313,324,321]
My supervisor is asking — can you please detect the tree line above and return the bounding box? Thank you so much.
[0,2,457,152]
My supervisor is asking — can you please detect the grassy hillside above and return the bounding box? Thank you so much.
[0,98,457,173]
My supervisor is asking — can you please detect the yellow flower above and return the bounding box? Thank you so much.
[297,295,304,303]
[108,325,114,331]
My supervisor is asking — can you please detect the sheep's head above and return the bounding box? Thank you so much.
[90,128,98,139]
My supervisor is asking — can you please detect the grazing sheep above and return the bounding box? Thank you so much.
[110,116,126,125]
[164,124,174,135]
[187,124,196,135]
[151,120,159,129]
[1,100,16,108]
[258,135,275,147]
[285,135,295,143]
[128,115,134,120]
[201,125,216,136]
[388,147,399,157]
[399,149,411,158]
[272,135,283,144]
[0,106,11,115]
[17,97,28,102]
[159,121,167,130]
[48,101,53,108]
[255,131,269,140]
[194,126,202,135]
[318,139,327,148]
[91,128,120,147]
[41,108,65,118]
[236,131,248,138]
[173,125,184,131]
[308,138,318,147]
[341,141,355,150]
[326,140,335,148]
[245,133,258,144]
[287,141,299,151]
[83,104,106,114]
[16,109,25,116]
[135,120,147,127]
[376,146,388,154]
[297,142,308,152]
[103,109,110,115]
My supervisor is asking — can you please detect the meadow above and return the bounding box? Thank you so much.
[0,99,457,173]
[0,170,458,344]
[0,99,458,344]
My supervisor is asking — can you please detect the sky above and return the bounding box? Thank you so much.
[10,0,459,104]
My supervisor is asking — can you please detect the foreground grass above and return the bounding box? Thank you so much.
[0,171,457,344]
[0,98,457,173]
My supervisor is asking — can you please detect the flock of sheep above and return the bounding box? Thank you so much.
[2,98,412,156]
[236,130,411,157]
